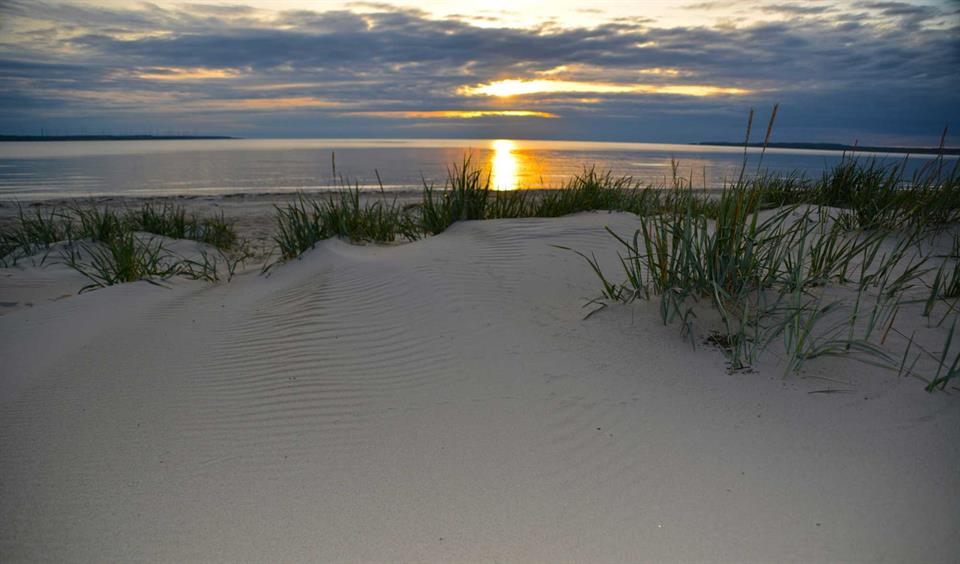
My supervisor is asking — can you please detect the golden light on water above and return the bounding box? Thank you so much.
[490,139,519,191]
[460,79,751,97]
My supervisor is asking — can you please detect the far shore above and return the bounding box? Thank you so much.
[695,140,960,156]
[0,134,238,142]
[2,135,957,156]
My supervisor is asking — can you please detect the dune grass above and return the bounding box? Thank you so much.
[303,149,957,245]
[273,184,417,260]
[567,186,947,378]
[60,232,244,292]
[273,160,704,260]
[133,203,237,250]
[555,149,958,388]
[762,155,960,232]
[61,232,181,293]
[270,150,958,389]
[1,202,245,290]
[0,207,72,261]
[1,202,238,261]
[5,137,957,388]
[275,150,960,389]
[420,158,494,233]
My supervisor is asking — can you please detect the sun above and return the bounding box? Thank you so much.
[490,140,519,190]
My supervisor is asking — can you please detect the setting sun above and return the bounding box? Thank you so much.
[489,139,519,190]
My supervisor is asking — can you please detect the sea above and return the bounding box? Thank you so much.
[0,138,954,200]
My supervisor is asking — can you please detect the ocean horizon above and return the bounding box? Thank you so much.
[1,137,954,200]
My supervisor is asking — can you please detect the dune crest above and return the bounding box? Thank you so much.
[1,213,958,562]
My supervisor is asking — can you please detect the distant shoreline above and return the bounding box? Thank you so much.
[1,136,956,155]
[695,141,959,156]
[0,135,238,142]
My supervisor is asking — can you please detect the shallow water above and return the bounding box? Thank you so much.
[0,138,952,200]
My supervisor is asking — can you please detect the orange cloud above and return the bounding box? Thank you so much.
[638,67,684,77]
[133,67,241,81]
[347,110,559,119]
[460,79,750,97]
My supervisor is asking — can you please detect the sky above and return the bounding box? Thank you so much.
[0,0,958,144]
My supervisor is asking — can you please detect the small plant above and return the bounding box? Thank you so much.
[566,179,912,376]
[62,232,182,293]
[535,167,641,217]
[321,184,417,243]
[72,205,127,243]
[0,206,73,263]
[1,202,238,259]
[130,203,237,250]
[926,316,960,391]
[0,202,243,291]
[924,257,960,320]
[273,195,325,259]
[272,183,418,260]
[134,203,189,239]
[419,158,492,234]
[178,243,253,283]
[940,259,960,299]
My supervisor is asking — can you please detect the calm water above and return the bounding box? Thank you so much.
[0,138,953,200]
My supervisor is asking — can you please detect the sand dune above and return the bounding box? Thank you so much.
[1,212,958,562]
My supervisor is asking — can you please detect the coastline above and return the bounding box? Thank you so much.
[0,135,238,142]
[695,141,960,156]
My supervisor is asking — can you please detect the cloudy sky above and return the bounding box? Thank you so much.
[0,0,957,144]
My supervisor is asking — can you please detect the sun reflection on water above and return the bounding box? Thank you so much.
[490,139,519,190]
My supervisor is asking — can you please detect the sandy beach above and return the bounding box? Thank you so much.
[1,196,958,562]
[3,0,959,558]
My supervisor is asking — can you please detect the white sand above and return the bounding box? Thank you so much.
[1,211,958,562]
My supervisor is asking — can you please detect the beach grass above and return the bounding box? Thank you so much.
[1,202,245,289]
[549,145,958,388]
[61,231,180,292]
[2,202,239,261]
[567,186,941,377]
[5,141,957,390]
[0,207,72,261]
[272,159,709,260]
[270,154,960,388]
[272,148,958,255]
[273,183,418,261]
[133,203,237,250]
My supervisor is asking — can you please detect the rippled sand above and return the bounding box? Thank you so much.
[1,212,958,562]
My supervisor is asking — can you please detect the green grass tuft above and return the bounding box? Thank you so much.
[62,232,181,293]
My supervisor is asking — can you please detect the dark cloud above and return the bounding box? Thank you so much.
[0,1,957,143]
[760,3,836,15]
[682,2,729,10]
[183,4,257,16]
[857,1,936,17]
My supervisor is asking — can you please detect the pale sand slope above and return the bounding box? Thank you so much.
[1,212,958,562]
